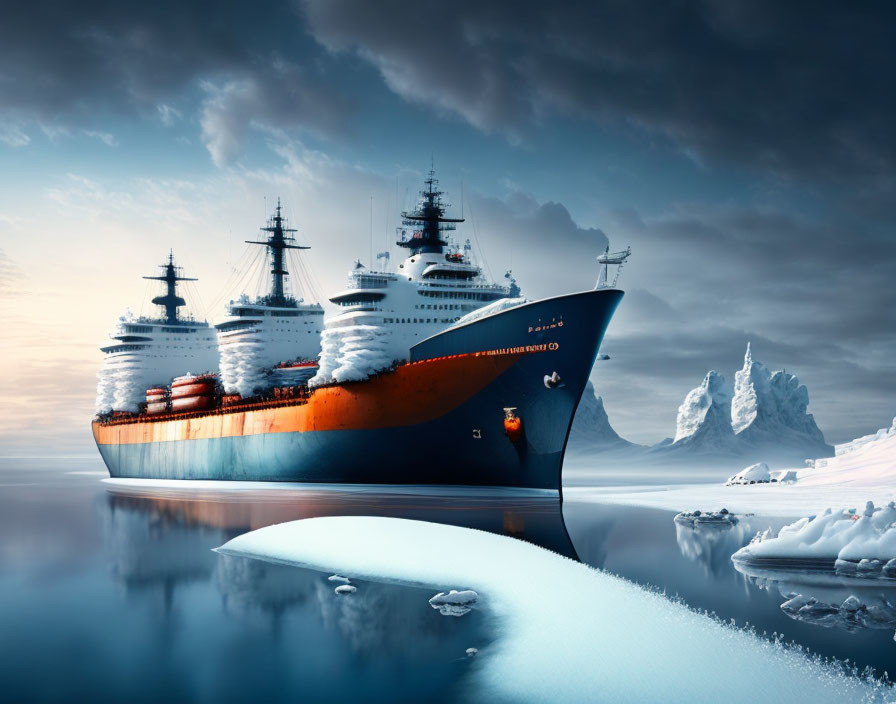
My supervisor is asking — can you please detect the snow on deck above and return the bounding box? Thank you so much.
[216,516,889,702]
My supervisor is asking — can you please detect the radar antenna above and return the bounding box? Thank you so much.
[595,245,632,289]
[396,169,463,255]
[143,251,196,324]
[245,198,309,306]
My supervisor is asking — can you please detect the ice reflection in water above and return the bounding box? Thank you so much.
[733,561,896,636]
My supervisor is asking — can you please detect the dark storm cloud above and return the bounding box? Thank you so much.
[302,0,896,193]
[468,190,608,296]
[0,0,350,161]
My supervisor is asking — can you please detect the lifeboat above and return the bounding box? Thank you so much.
[146,401,168,415]
[170,395,213,413]
[171,373,217,388]
[170,382,215,399]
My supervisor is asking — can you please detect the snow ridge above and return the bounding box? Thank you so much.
[835,416,896,456]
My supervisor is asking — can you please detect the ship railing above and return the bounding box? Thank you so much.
[346,276,393,289]
[97,393,314,426]
[415,280,510,292]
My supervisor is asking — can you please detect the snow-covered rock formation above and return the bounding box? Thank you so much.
[730,343,831,460]
[568,381,632,449]
[672,371,736,449]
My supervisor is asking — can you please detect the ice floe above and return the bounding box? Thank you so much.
[429,589,478,616]
[216,516,891,702]
[334,584,357,595]
[674,508,739,526]
[732,501,896,566]
[328,574,351,584]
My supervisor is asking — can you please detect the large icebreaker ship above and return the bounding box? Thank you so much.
[94,287,622,490]
[92,177,629,491]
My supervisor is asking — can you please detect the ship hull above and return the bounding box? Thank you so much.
[93,289,623,491]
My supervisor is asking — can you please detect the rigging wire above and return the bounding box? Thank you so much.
[463,197,494,283]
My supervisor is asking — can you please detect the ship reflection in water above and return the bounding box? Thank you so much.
[94,482,578,702]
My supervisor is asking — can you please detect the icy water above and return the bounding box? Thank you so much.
[0,458,892,702]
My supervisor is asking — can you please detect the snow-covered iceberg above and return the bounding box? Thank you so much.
[673,371,735,448]
[216,516,889,702]
[731,343,832,460]
[732,501,896,567]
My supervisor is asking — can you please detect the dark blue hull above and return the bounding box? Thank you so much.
[96,289,623,491]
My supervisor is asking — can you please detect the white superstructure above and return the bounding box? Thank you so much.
[215,203,324,397]
[311,172,519,386]
[96,255,218,413]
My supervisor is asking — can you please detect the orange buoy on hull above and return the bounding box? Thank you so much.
[503,407,523,442]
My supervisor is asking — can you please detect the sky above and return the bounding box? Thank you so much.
[1,0,894,455]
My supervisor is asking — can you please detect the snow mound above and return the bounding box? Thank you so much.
[310,325,395,387]
[727,462,771,485]
[216,516,889,702]
[835,417,896,456]
[568,381,631,449]
[450,297,528,327]
[733,501,896,564]
[674,371,734,445]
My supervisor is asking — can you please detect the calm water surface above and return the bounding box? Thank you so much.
[1,458,892,702]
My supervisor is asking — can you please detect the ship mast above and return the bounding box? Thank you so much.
[143,251,196,325]
[397,169,463,256]
[246,199,309,306]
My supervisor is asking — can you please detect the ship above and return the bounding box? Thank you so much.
[93,173,629,492]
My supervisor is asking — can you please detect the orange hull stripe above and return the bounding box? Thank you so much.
[93,352,526,446]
